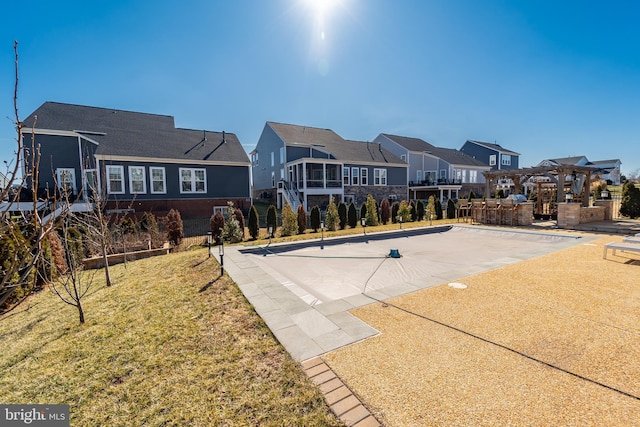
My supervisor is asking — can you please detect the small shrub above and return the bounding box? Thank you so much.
[398,200,411,222]
[447,198,456,219]
[297,205,307,235]
[426,196,436,221]
[620,181,640,219]
[310,205,321,232]
[210,211,225,243]
[380,199,390,225]
[359,203,367,222]
[416,199,425,221]
[248,205,259,240]
[338,202,347,230]
[365,194,378,226]
[435,199,443,220]
[166,209,184,246]
[391,201,399,223]
[410,200,417,222]
[119,217,137,235]
[266,205,278,237]
[233,208,245,240]
[348,202,358,228]
[325,198,339,231]
[279,203,298,237]
[223,202,243,243]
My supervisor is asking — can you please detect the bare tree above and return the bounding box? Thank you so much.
[48,194,96,323]
[1,42,56,313]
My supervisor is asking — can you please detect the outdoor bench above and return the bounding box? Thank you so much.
[603,241,640,260]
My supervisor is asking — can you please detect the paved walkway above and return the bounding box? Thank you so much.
[302,357,381,426]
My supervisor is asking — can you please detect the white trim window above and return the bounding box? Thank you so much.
[106,165,125,194]
[361,168,368,186]
[128,166,146,194]
[351,167,359,185]
[271,152,275,167]
[56,168,76,194]
[279,147,285,164]
[280,168,285,180]
[150,166,166,194]
[417,170,422,183]
[83,169,98,200]
[374,168,387,186]
[469,170,478,183]
[501,154,511,166]
[271,171,276,188]
[489,154,497,166]
[179,168,206,193]
[343,167,350,185]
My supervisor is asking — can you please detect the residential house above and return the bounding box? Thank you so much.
[21,102,251,218]
[251,122,407,211]
[374,134,490,200]
[536,156,622,186]
[460,140,520,170]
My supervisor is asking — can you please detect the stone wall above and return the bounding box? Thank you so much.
[592,199,617,220]
[344,185,407,205]
[579,206,605,223]
[516,202,533,226]
[558,203,606,228]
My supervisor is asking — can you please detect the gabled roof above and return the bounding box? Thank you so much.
[544,156,588,165]
[268,122,404,165]
[465,140,520,156]
[380,134,436,152]
[22,102,249,164]
[425,146,489,168]
[588,159,621,166]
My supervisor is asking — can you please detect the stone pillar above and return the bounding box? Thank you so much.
[593,199,616,220]
[516,202,533,226]
[557,202,580,228]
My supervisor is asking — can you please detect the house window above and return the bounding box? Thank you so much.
[150,167,166,194]
[56,168,76,194]
[351,167,359,185]
[361,168,368,186]
[374,168,387,186]
[179,168,206,193]
[417,170,422,183]
[280,168,285,180]
[83,169,97,201]
[106,165,124,194]
[129,166,146,194]
[502,155,511,166]
[440,170,447,180]
[271,171,275,188]
[251,152,258,166]
[279,147,284,164]
[469,170,477,183]
[401,154,407,162]
[343,167,350,185]
[489,155,497,166]
[271,152,275,167]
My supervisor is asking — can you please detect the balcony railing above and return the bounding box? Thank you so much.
[306,179,342,188]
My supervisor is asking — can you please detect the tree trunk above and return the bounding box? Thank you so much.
[77,301,85,324]
[101,243,112,287]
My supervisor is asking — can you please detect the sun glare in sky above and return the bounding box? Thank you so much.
[302,0,344,75]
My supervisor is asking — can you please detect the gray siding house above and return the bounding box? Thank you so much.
[374,134,489,200]
[537,156,622,185]
[22,102,251,218]
[460,140,520,170]
[251,122,407,210]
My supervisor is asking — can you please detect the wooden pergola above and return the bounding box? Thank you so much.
[482,164,599,208]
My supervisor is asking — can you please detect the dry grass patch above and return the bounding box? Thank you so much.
[324,235,640,426]
[0,249,341,426]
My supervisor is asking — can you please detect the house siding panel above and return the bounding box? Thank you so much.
[29,134,82,195]
[252,123,283,192]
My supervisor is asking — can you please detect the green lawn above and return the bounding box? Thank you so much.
[0,248,342,426]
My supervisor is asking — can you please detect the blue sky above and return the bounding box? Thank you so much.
[1,0,639,176]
